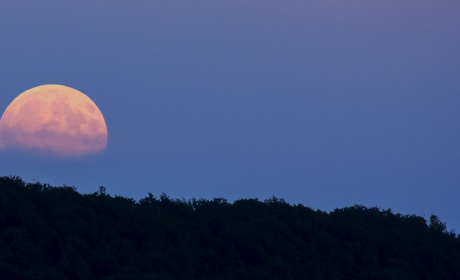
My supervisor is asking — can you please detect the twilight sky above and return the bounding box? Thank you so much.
[1,1,459,230]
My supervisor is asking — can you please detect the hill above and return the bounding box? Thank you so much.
[1,176,459,279]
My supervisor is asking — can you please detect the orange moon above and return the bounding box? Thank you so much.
[0,85,108,157]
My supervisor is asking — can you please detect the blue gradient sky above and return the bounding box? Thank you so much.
[1,1,459,230]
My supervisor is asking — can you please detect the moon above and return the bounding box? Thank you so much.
[0,84,108,157]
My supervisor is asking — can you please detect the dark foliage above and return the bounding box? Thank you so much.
[1,176,459,279]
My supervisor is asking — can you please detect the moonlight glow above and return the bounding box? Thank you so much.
[0,85,108,157]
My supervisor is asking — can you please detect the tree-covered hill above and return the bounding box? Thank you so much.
[1,176,459,279]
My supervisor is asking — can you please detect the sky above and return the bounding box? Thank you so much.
[1,1,459,231]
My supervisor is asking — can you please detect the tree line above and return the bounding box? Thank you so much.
[1,176,459,279]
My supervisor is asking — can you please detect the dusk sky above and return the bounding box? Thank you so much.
[1,2,459,231]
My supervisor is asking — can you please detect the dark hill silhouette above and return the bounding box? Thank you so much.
[1,176,459,279]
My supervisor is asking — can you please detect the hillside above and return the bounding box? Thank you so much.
[1,176,459,279]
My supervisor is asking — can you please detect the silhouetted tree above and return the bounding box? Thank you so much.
[0,176,459,279]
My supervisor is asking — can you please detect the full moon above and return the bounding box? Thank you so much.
[0,85,108,157]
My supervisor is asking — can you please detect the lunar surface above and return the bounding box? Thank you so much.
[0,85,108,157]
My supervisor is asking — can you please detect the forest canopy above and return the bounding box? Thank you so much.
[1,176,459,280]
